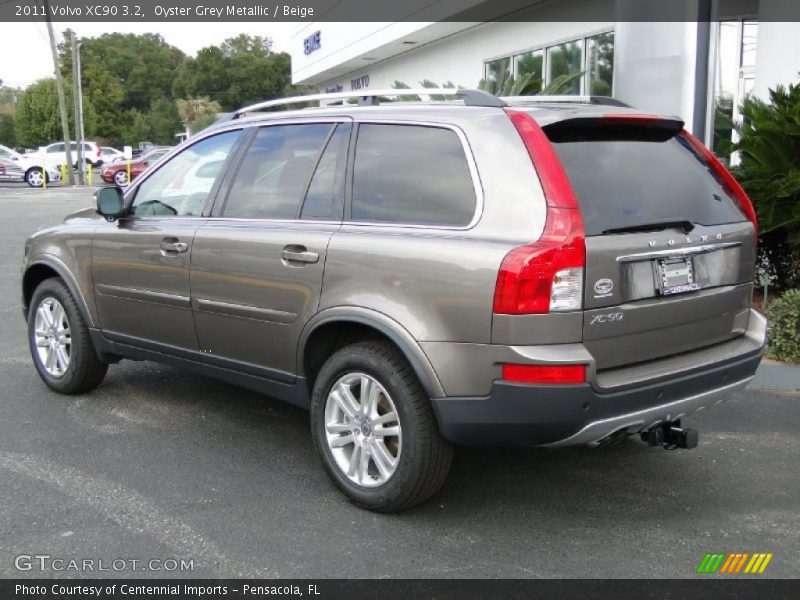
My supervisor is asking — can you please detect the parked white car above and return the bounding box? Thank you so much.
[101,146,125,163]
[0,144,62,187]
[28,141,104,169]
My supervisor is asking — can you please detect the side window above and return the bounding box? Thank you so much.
[131,130,240,217]
[222,123,333,220]
[352,124,477,226]
[47,144,64,154]
[301,123,351,220]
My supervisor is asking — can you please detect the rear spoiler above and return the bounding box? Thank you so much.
[543,114,685,143]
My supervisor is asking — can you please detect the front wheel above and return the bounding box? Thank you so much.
[28,278,108,394]
[310,341,453,512]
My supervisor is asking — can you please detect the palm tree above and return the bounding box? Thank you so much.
[732,79,800,288]
[176,97,222,126]
[391,71,584,101]
[477,70,584,96]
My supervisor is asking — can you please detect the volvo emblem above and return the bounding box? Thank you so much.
[593,278,614,297]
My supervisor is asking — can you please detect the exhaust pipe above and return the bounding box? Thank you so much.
[640,420,699,450]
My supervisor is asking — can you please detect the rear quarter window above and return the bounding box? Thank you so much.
[352,124,476,226]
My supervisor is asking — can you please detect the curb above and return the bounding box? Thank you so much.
[749,362,800,391]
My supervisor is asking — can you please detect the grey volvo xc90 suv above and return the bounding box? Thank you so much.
[22,89,766,511]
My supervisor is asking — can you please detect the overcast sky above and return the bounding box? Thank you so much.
[0,22,298,89]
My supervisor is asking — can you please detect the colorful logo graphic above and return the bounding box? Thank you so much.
[696,552,773,574]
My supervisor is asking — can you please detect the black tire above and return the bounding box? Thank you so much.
[27,278,108,394]
[310,340,453,512]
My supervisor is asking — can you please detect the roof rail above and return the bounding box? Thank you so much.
[231,88,507,119]
[501,95,631,107]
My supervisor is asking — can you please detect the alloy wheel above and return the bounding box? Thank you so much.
[324,372,402,488]
[33,297,71,378]
[27,169,44,187]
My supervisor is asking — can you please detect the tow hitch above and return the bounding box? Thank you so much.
[640,420,699,450]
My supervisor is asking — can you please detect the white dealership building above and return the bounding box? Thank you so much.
[289,0,800,154]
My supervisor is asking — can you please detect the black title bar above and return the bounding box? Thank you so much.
[3,0,800,23]
[3,579,800,600]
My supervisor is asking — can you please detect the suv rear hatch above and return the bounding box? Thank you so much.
[543,114,757,370]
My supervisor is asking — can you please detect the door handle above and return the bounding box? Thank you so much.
[160,238,188,254]
[281,245,319,264]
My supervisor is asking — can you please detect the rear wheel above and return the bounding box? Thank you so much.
[25,168,45,188]
[113,170,128,186]
[28,278,107,394]
[310,341,452,512]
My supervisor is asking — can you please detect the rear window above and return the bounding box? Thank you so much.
[547,125,747,236]
[352,124,476,226]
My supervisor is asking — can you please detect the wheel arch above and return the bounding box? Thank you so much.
[23,257,95,327]
[297,308,445,399]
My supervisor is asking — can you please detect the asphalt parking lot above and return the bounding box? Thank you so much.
[0,186,798,579]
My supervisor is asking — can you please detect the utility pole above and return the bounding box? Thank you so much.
[42,0,74,185]
[77,43,85,145]
[70,31,85,185]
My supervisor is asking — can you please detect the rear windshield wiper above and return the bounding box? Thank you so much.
[602,220,695,235]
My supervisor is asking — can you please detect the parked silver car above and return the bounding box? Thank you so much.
[0,158,25,181]
[21,89,766,511]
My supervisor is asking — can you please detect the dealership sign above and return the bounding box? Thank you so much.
[304,30,321,55]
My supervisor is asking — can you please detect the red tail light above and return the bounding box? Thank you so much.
[502,363,586,384]
[494,110,585,314]
[681,130,758,240]
[97,148,101,157]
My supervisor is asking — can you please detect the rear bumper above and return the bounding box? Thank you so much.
[431,312,766,447]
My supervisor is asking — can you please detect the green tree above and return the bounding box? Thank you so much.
[189,114,218,134]
[57,31,186,145]
[80,61,126,143]
[15,79,62,147]
[60,31,185,112]
[0,114,16,146]
[14,78,95,147]
[148,98,183,145]
[173,35,292,111]
[0,84,19,113]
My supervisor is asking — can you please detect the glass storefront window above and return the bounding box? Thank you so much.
[741,20,758,67]
[586,32,614,95]
[514,50,544,93]
[483,31,615,97]
[484,57,511,93]
[546,40,583,95]
[711,19,758,162]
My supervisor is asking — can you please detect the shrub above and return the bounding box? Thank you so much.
[766,289,800,363]
[734,78,800,290]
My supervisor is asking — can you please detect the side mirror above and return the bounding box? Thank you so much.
[95,186,125,221]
